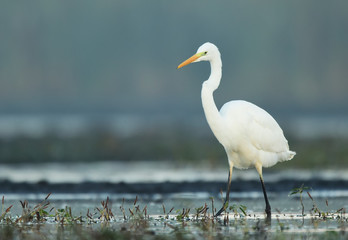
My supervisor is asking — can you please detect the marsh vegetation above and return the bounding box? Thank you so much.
[0,184,347,240]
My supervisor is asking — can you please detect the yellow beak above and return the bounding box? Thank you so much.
[177,53,201,69]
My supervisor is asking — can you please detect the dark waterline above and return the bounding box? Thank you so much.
[1,178,347,196]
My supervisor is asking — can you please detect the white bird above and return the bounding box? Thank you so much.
[177,42,295,218]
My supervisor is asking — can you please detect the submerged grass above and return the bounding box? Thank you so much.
[0,189,347,240]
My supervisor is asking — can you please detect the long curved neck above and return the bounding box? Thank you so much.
[204,59,222,91]
[201,58,225,142]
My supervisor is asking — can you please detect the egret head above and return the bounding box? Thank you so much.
[177,42,220,69]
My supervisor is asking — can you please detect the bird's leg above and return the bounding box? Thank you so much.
[255,163,271,218]
[215,165,233,217]
[260,176,271,218]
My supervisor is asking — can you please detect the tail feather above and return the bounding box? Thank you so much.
[284,150,296,161]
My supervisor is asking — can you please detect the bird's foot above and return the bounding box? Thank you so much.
[265,206,271,219]
[214,202,229,217]
[214,207,225,217]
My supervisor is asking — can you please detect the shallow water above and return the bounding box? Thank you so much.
[0,161,347,215]
[1,161,348,183]
[0,161,347,238]
[3,190,348,219]
[2,192,347,239]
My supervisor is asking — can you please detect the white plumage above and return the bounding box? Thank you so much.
[178,42,295,218]
[220,100,295,169]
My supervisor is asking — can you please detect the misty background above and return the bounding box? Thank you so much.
[0,1,347,168]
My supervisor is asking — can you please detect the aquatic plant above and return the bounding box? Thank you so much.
[176,208,190,222]
[55,206,83,224]
[162,204,174,220]
[0,196,12,223]
[289,184,310,216]
[229,204,248,217]
[15,193,51,223]
[96,196,114,222]
[0,191,346,240]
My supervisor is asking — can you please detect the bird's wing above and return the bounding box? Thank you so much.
[244,102,289,153]
[248,110,289,153]
[221,100,289,154]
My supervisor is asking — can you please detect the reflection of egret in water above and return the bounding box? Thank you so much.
[178,42,296,218]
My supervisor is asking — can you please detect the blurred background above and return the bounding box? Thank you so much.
[0,0,348,178]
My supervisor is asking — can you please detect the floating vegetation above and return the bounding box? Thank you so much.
[0,190,346,240]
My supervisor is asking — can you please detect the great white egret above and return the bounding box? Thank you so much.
[177,42,295,218]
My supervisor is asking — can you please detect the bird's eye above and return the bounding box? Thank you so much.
[204,51,208,55]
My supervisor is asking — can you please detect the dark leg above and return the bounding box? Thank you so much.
[215,166,233,217]
[260,176,271,218]
[255,163,271,219]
